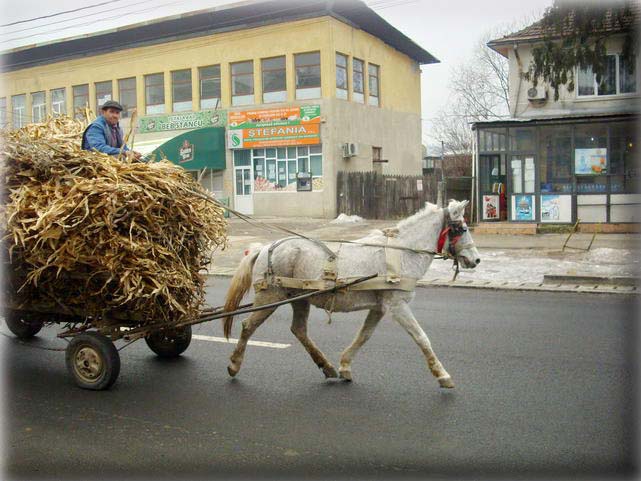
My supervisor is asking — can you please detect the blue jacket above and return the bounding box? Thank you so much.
[81,115,130,155]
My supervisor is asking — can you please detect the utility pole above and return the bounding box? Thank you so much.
[437,140,445,207]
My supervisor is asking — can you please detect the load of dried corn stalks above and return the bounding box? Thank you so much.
[1,115,227,326]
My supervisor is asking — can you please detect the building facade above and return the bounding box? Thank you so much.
[473,12,639,229]
[0,0,436,218]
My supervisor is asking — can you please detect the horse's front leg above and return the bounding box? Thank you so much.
[228,305,277,377]
[390,301,454,388]
[290,300,338,378]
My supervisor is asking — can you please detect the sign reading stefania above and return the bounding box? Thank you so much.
[139,110,227,133]
[227,105,320,149]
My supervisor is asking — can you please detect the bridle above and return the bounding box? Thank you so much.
[437,207,476,280]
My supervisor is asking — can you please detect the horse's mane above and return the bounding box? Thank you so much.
[396,202,441,232]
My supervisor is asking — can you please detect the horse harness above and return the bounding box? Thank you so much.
[253,207,472,293]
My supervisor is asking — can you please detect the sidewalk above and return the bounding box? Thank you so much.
[206,216,640,295]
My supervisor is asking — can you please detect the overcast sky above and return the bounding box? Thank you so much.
[0,0,554,147]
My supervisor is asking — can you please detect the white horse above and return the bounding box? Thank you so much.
[222,199,480,388]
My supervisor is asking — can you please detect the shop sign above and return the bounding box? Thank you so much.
[511,195,535,221]
[227,105,320,149]
[541,195,572,223]
[178,140,194,163]
[482,195,499,220]
[575,148,607,175]
[139,110,227,133]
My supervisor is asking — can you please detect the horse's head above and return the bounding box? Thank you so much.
[442,200,481,269]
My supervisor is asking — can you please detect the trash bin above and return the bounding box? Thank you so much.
[219,197,230,218]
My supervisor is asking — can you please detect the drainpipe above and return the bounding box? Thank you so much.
[511,43,523,118]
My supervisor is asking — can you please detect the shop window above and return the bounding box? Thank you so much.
[0,98,6,127]
[118,78,136,118]
[172,69,192,112]
[233,149,251,166]
[577,53,637,97]
[508,127,535,152]
[609,121,639,193]
[336,52,348,100]
[12,94,26,128]
[31,91,46,123]
[574,123,607,193]
[479,128,507,152]
[262,56,286,103]
[353,58,364,103]
[539,126,572,193]
[245,144,323,191]
[145,73,165,115]
[295,52,321,99]
[368,63,380,106]
[51,88,66,116]
[199,65,221,109]
[510,155,535,194]
[95,80,113,110]
[72,84,89,119]
[231,61,254,106]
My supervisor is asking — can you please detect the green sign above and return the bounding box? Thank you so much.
[139,110,227,133]
[150,127,226,170]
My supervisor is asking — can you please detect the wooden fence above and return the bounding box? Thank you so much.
[336,171,438,219]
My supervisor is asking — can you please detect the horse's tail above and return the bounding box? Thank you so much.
[223,243,262,339]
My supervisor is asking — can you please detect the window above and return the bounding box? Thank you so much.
[95,80,113,109]
[145,73,165,115]
[262,56,286,103]
[539,126,572,193]
[0,97,6,127]
[72,84,89,118]
[31,91,46,123]
[368,63,380,106]
[577,54,637,97]
[353,58,364,103]
[295,51,321,99]
[508,127,535,151]
[199,65,221,109]
[231,61,254,106]
[336,52,348,99]
[12,94,26,128]
[51,88,66,116]
[171,69,192,112]
[574,123,608,193]
[118,77,136,118]
[609,121,638,193]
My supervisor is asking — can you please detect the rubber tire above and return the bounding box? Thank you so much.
[5,311,44,339]
[145,325,192,358]
[65,332,121,390]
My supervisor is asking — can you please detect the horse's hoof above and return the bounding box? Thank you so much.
[339,370,352,382]
[438,376,454,388]
[322,365,338,379]
[227,365,239,377]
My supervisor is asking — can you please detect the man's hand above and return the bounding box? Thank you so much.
[126,150,143,162]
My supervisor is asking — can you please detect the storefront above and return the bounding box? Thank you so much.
[227,105,323,215]
[473,114,639,225]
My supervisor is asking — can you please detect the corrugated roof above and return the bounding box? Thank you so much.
[0,0,438,73]
[488,3,639,55]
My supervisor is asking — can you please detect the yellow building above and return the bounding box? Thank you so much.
[0,0,437,217]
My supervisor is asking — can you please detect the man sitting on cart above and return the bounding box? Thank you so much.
[82,100,142,160]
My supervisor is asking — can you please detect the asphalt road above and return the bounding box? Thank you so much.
[3,281,637,480]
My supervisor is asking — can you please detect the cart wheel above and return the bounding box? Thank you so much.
[145,325,192,358]
[5,311,44,339]
[65,332,120,390]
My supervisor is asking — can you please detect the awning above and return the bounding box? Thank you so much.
[132,137,173,155]
[149,127,226,170]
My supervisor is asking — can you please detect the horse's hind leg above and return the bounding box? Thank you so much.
[290,300,338,379]
[391,301,454,388]
[228,304,277,377]
[338,308,384,382]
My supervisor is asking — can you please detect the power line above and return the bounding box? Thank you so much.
[1,0,158,36]
[0,0,127,27]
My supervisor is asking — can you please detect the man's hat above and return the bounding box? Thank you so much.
[101,100,123,111]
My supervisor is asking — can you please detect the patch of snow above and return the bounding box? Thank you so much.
[331,213,365,224]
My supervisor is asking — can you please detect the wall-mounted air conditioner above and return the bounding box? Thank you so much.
[527,85,548,102]
[342,142,359,158]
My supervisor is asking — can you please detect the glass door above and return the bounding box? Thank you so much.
[234,166,253,215]
[509,155,536,221]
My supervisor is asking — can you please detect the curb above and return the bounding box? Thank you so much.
[204,271,638,295]
[543,274,639,286]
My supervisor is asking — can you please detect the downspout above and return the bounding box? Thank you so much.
[511,43,523,118]
[471,126,477,224]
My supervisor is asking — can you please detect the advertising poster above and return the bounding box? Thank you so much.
[512,195,535,221]
[575,148,607,175]
[541,195,572,223]
[482,195,500,220]
[227,105,321,149]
